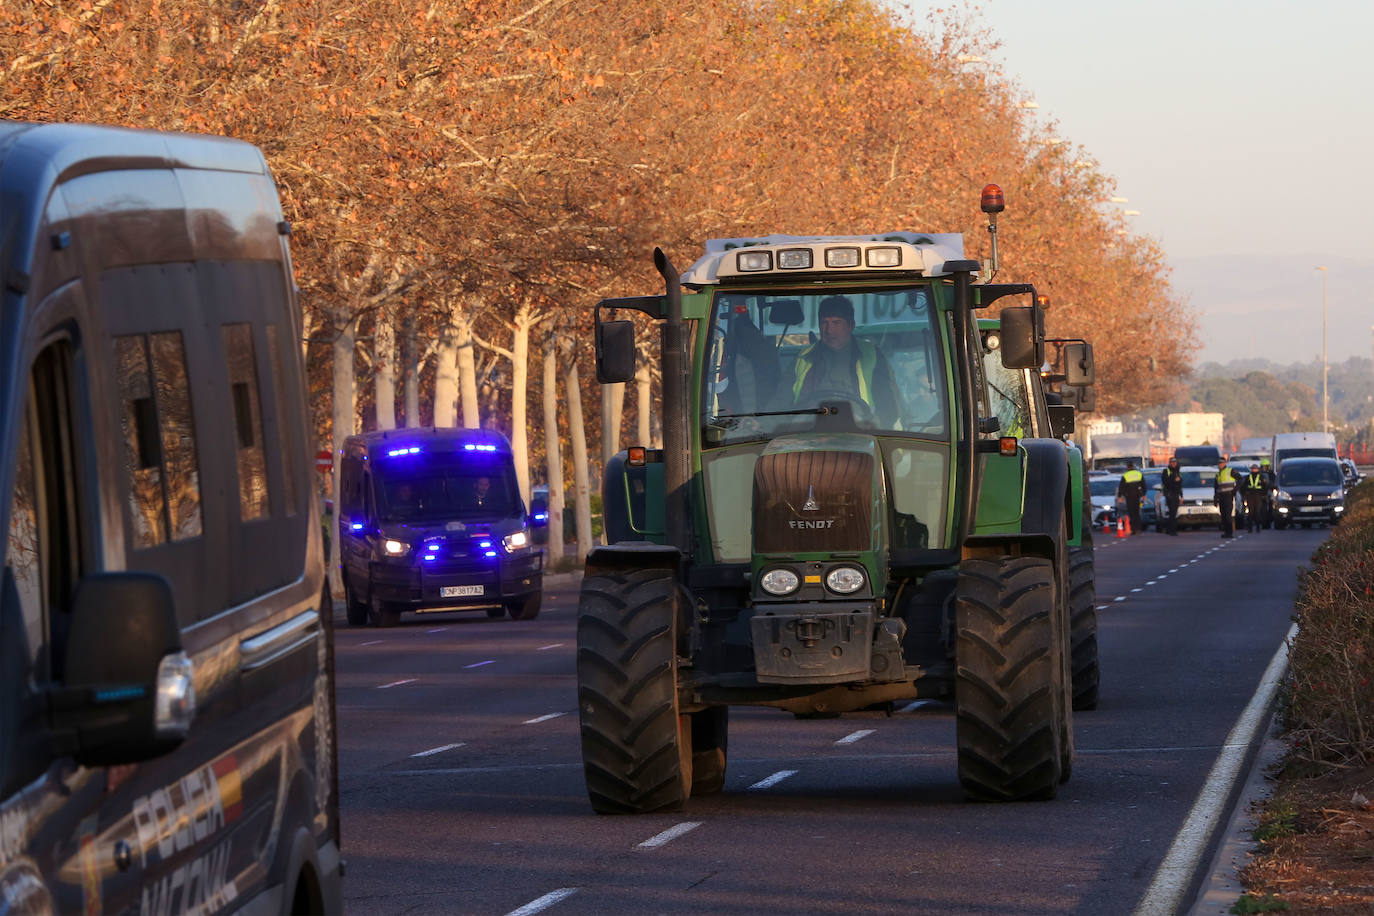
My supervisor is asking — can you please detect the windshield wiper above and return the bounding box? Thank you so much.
[710,406,833,428]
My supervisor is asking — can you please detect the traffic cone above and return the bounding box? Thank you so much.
[1116,516,1127,538]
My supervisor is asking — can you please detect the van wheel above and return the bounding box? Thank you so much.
[506,592,542,621]
[370,595,401,628]
[344,581,369,627]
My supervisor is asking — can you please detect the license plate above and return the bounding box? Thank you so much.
[440,585,484,598]
[1298,506,1323,513]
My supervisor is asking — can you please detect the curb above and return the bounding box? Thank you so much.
[1187,712,1287,914]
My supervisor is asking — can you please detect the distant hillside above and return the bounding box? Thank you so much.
[1144,356,1374,445]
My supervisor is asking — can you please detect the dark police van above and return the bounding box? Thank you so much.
[0,123,340,914]
[337,428,545,626]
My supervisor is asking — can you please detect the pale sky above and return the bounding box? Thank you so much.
[908,1,1374,366]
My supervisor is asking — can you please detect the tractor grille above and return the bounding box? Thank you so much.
[753,450,873,554]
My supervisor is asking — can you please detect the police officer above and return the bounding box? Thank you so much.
[1214,456,1238,538]
[1259,457,1276,528]
[1241,462,1267,533]
[1118,460,1145,535]
[1160,455,1184,536]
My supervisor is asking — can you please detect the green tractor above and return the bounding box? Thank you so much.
[579,191,1095,812]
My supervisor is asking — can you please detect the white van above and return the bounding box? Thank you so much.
[1270,432,1338,474]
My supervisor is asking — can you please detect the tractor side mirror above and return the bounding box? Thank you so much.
[1048,404,1076,438]
[595,319,637,383]
[1063,385,1097,412]
[1063,342,1095,386]
[999,305,1045,369]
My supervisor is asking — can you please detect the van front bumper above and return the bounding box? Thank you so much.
[370,552,544,608]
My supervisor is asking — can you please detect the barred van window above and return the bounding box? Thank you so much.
[266,324,298,515]
[115,334,167,546]
[223,323,269,521]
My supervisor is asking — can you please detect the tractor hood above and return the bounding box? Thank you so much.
[751,433,884,556]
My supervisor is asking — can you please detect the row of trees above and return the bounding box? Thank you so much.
[4,0,1196,566]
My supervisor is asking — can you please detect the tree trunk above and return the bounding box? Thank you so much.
[457,309,480,429]
[511,302,533,505]
[433,323,458,428]
[636,363,652,446]
[542,341,565,564]
[374,306,397,430]
[601,381,624,466]
[329,312,357,596]
[565,350,594,561]
[402,311,420,427]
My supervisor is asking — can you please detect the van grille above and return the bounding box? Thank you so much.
[753,450,873,554]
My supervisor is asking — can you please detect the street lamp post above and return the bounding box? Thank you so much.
[1316,266,1328,433]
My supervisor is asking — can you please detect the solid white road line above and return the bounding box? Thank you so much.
[638,822,702,848]
[537,643,563,651]
[835,729,875,745]
[357,640,384,647]
[410,743,464,758]
[749,770,798,789]
[377,678,417,689]
[504,888,578,916]
[427,627,448,633]
[465,660,495,668]
[523,712,566,724]
[1131,621,1297,916]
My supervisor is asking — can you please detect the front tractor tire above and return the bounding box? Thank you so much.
[576,568,691,815]
[955,556,1064,802]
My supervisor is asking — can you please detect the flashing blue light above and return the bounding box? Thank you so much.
[533,513,548,521]
[479,540,492,549]
[424,555,437,562]
[350,523,365,531]
[386,446,422,457]
[484,550,497,558]
[462,443,498,452]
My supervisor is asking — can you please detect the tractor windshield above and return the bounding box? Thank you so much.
[703,286,948,442]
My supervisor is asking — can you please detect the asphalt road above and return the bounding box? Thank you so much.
[333,524,1326,916]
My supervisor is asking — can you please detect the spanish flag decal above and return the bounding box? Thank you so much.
[212,754,243,823]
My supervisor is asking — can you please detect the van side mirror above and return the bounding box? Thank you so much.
[1062,342,1094,386]
[1048,404,1076,438]
[998,305,1044,369]
[50,572,193,767]
[595,319,637,383]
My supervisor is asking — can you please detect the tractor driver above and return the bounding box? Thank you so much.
[792,295,900,426]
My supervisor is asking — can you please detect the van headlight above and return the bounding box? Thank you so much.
[760,568,800,596]
[382,539,409,556]
[502,530,529,553]
[826,566,865,594]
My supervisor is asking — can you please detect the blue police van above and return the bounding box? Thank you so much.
[336,428,545,626]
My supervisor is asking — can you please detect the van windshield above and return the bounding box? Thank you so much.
[1279,463,1342,488]
[375,457,520,523]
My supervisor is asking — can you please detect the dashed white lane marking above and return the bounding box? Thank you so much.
[537,643,563,651]
[427,627,448,633]
[1169,568,1180,573]
[1130,588,1144,593]
[1114,596,1127,602]
[1096,605,1109,610]
[835,729,875,745]
[465,660,495,669]
[377,678,417,689]
[358,640,384,647]
[523,712,566,724]
[899,699,939,713]
[504,888,578,916]
[411,742,464,758]
[750,770,799,789]
[638,822,702,848]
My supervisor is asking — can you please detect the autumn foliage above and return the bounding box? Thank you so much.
[1,0,1195,462]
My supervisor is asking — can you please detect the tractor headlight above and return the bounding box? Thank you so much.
[760,568,800,596]
[825,566,865,594]
[382,539,409,556]
[737,251,772,272]
[502,530,529,553]
[824,247,861,268]
[777,249,812,270]
[866,246,902,267]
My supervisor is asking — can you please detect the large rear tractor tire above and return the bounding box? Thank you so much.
[955,556,1064,802]
[1068,541,1100,711]
[577,568,690,814]
[689,706,728,796]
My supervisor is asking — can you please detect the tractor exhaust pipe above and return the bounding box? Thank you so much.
[654,247,692,559]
